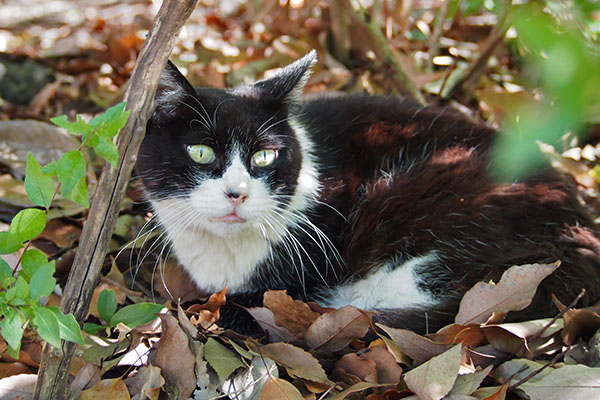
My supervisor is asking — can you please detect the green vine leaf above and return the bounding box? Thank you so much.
[47,307,84,345]
[9,208,46,244]
[0,308,24,355]
[25,153,55,209]
[94,136,119,167]
[56,150,86,198]
[20,249,48,280]
[98,289,118,323]
[29,263,57,301]
[33,306,61,349]
[69,175,89,208]
[109,302,163,328]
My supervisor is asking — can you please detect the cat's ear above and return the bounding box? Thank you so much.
[154,61,195,112]
[235,50,317,106]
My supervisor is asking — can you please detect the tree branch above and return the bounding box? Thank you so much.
[33,0,198,398]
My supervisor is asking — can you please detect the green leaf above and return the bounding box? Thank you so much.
[14,275,29,301]
[9,208,46,243]
[90,102,128,137]
[109,302,163,328]
[25,153,55,208]
[50,114,93,137]
[21,249,48,280]
[29,263,56,301]
[41,160,58,176]
[83,322,105,335]
[33,306,61,348]
[0,308,24,351]
[68,175,89,207]
[56,151,86,197]
[98,289,118,322]
[204,337,246,381]
[0,231,22,254]
[93,136,119,167]
[47,307,84,345]
[0,258,12,287]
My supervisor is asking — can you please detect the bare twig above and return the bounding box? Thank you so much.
[344,0,427,105]
[529,288,586,341]
[508,348,566,391]
[427,0,453,72]
[33,0,198,398]
[446,3,511,100]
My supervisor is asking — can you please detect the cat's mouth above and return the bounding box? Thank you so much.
[209,213,246,224]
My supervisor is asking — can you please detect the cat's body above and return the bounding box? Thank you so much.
[138,51,600,334]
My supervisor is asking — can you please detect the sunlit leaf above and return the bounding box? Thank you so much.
[33,306,61,348]
[25,152,55,208]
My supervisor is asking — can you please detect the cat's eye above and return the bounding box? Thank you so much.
[252,149,277,167]
[186,144,215,164]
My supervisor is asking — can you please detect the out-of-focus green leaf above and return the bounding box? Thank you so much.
[25,153,55,208]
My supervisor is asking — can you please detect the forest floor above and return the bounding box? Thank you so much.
[1,0,600,399]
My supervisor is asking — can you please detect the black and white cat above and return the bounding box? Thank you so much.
[137,50,600,334]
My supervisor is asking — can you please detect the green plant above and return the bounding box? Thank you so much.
[0,102,130,358]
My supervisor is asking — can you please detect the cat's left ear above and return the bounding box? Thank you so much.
[236,50,317,106]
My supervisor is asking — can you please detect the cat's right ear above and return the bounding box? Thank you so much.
[153,61,196,114]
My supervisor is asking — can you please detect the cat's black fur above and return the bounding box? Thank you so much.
[138,51,600,335]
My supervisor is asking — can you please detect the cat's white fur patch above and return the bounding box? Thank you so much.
[323,252,439,310]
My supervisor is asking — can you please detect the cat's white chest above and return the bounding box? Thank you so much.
[170,225,270,293]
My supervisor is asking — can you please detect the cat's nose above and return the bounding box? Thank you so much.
[226,191,248,206]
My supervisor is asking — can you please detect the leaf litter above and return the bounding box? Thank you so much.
[2,0,600,399]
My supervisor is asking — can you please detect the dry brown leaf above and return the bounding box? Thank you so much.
[188,286,227,328]
[552,295,600,346]
[70,364,101,391]
[79,378,130,400]
[246,306,295,342]
[404,344,462,400]
[263,290,320,338]
[336,353,378,383]
[327,381,391,400]
[124,364,165,400]
[250,342,333,385]
[472,384,508,400]
[360,346,403,385]
[149,314,196,400]
[377,324,448,364]
[481,326,524,354]
[304,305,372,352]
[490,359,550,386]
[258,376,304,400]
[0,361,33,379]
[455,263,559,325]
[428,324,486,347]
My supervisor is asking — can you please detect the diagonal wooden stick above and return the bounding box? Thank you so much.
[33,1,198,398]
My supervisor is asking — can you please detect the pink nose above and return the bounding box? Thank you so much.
[227,191,248,206]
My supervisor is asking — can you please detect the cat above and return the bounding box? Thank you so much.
[137,50,600,335]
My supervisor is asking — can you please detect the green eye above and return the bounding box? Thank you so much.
[187,144,215,164]
[252,149,277,167]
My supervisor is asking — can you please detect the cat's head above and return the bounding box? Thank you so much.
[138,51,319,240]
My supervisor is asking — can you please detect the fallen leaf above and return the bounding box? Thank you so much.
[188,287,227,329]
[246,306,295,342]
[203,337,245,381]
[149,314,196,400]
[0,361,33,379]
[516,364,600,399]
[471,384,508,400]
[258,376,304,400]
[455,263,559,325]
[80,378,130,400]
[70,364,101,391]
[327,381,390,400]
[0,373,37,399]
[221,355,277,399]
[360,345,403,384]
[449,365,493,396]
[336,353,378,382]
[481,326,524,354]
[404,344,462,400]
[263,290,320,338]
[491,359,550,386]
[377,324,448,364]
[250,342,333,385]
[428,324,485,347]
[123,364,164,400]
[304,305,372,352]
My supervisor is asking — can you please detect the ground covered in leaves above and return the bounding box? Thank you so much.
[2,0,600,399]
